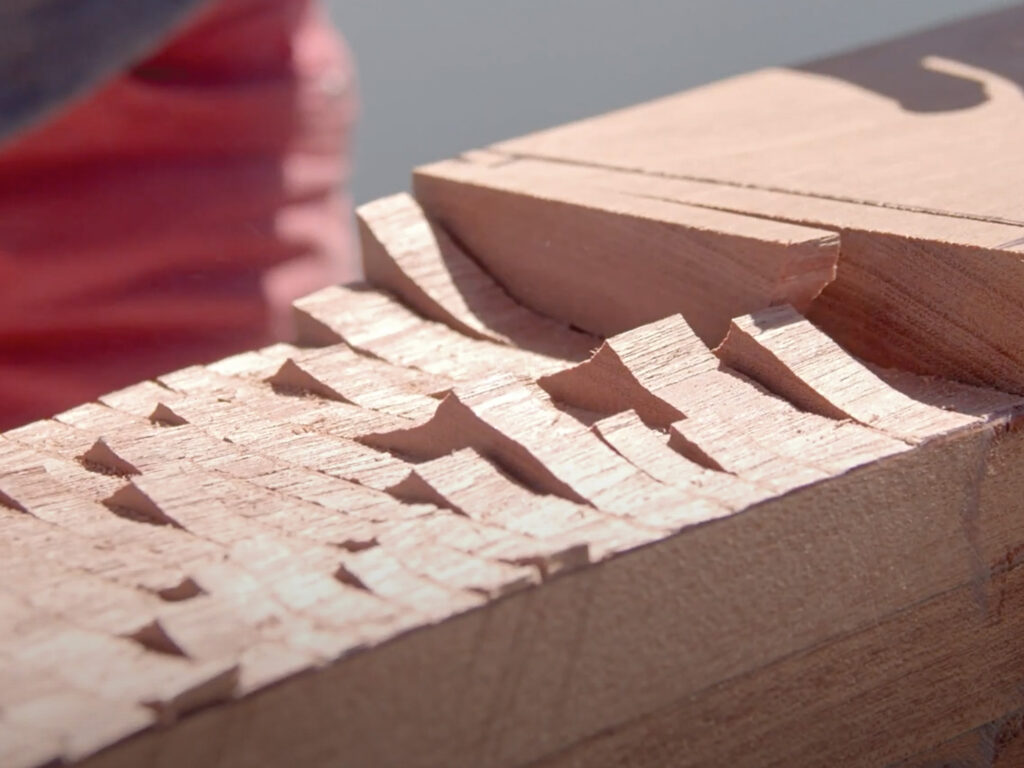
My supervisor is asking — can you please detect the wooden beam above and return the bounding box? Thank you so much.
[3,289,1023,766]
[5,7,1024,767]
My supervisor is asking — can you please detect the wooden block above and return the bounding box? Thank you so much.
[4,352,1022,768]
[415,157,840,346]
[8,9,1024,766]
[12,280,1019,766]
[52,420,1024,768]
[411,7,1024,393]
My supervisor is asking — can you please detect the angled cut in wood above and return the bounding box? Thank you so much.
[5,6,1024,768]
[415,3,1024,394]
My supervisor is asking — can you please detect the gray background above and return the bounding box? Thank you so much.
[326,1,1017,204]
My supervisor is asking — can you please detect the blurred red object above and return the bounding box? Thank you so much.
[0,0,357,430]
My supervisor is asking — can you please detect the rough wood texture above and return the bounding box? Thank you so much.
[292,283,574,381]
[5,7,1024,767]
[4,280,1023,766]
[715,304,986,442]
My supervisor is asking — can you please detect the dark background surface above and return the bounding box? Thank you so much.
[326,0,1015,203]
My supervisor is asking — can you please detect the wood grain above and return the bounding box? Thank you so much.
[4,295,1023,766]
[359,193,597,360]
[414,9,1024,392]
[6,7,1024,766]
[414,157,839,345]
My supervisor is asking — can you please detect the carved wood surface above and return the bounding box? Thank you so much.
[4,7,1024,766]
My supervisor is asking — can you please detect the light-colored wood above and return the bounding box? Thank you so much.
[293,282,574,381]
[65,419,1024,768]
[359,193,597,360]
[414,152,1024,393]
[495,5,1024,226]
[4,295,1024,768]
[415,157,840,346]
[715,304,992,442]
[538,313,912,493]
[7,285,1022,767]
[386,447,656,562]
[413,4,1024,394]
[7,8,1024,767]
[529,548,1024,768]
